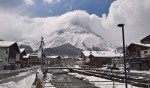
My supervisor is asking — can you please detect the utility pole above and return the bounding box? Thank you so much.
[38,37,44,69]
[117,23,128,88]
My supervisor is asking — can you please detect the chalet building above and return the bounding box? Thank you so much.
[128,35,150,70]
[128,43,150,58]
[81,51,123,68]
[30,53,40,66]
[62,56,74,66]
[16,48,27,68]
[47,56,62,66]
[0,41,20,70]
[81,51,93,61]
[128,43,150,70]
[23,54,30,67]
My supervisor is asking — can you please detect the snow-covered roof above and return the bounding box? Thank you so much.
[51,56,59,58]
[46,56,51,58]
[46,56,60,59]
[131,43,150,48]
[63,56,69,59]
[20,48,25,53]
[23,54,30,58]
[0,41,16,47]
[82,51,98,57]
[82,51,123,58]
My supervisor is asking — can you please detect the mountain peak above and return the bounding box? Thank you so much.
[21,21,111,51]
[42,24,110,51]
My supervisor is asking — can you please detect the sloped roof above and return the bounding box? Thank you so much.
[141,35,150,42]
[23,54,30,58]
[93,51,123,57]
[46,56,61,59]
[63,56,69,59]
[0,41,16,47]
[128,43,150,48]
[82,51,98,57]
[51,56,59,58]
[82,51,123,58]
[19,48,26,55]
[46,56,51,58]
[20,48,25,53]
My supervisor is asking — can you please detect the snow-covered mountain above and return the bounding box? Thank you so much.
[44,24,109,50]
[19,11,113,51]
[21,23,111,51]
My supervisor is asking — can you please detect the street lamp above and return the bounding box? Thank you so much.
[117,23,128,88]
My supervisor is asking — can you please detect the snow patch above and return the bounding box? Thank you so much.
[69,73,139,88]
[0,74,36,88]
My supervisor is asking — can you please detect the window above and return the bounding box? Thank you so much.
[132,52,137,58]
[144,51,148,54]
[6,50,8,54]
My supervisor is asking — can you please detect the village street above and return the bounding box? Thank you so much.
[0,65,148,88]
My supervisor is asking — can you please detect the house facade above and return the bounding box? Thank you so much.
[128,35,150,70]
[23,54,30,67]
[47,56,62,66]
[30,53,40,66]
[128,43,150,58]
[0,41,20,70]
[16,48,27,68]
[62,56,74,66]
[81,51,123,68]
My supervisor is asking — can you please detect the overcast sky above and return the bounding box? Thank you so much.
[0,0,150,46]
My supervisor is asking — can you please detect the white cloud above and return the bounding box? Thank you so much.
[0,0,150,47]
[24,0,35,5]
[102,0,150,45]
[44,0,60,4]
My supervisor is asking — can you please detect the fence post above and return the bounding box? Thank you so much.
[113,73,115,88]
[131,81,133,88]
[148,80,149,88]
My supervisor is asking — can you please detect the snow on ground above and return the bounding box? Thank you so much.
[16,74,36,88]
[0,70,34,83]
[73,65,81,68]
[62,69,69,72]
[0,74,36,88]
[18,70,33,76]
[42,73,55,88]
[69,73,140,88]
[37,69,44,82]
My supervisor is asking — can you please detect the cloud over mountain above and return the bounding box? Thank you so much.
[0,0,150,47]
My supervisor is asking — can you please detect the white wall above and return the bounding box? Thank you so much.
[141,49,150,58]
[85,57,90,62]
[0,47,9,70]
[16,53,20,61]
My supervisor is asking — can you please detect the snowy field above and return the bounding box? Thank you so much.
[69,73,141,88]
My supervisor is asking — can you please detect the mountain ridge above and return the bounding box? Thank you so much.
[21,23,111,51]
